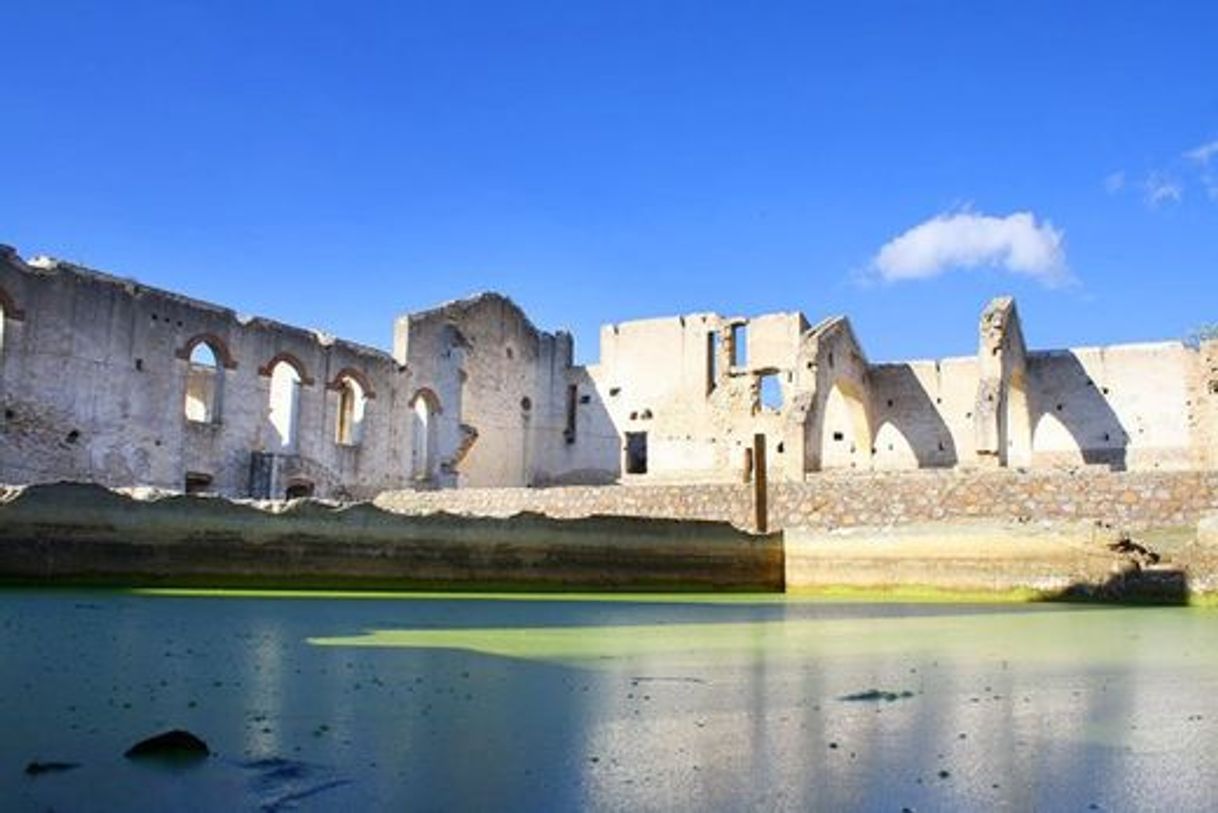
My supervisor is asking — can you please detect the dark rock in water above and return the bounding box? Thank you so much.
[124,729,210,762]
[839,689,915,703]
[25,761,81,776]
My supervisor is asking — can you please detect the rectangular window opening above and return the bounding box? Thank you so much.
[759,373,783,410]
[184,472,213,495]
[564,384,578,443]
[625,431,648,474]
[184,365,219,423]
[730,323,748,368]
[706,331,720,394]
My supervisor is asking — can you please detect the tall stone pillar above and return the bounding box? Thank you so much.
[974,297,1031,468]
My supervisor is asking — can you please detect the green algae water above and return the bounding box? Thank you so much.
[3,590,1218,811]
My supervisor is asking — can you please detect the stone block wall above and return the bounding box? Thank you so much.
[767,469,1218,531]
[377,468,1218,533]
[376,482,756,528]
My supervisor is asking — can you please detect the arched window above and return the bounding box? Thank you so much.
[410,390,439,480]
[335,376,366,446]
[268,360,303,452]
[184,342,223,423]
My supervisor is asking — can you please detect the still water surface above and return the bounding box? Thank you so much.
[3,590,1217,811]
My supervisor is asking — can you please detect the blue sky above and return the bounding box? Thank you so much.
[2,1,1216,363]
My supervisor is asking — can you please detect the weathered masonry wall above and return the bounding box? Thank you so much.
[582,312,809,484]
[0,483,782,591]
[392,294,594,489]
[1,242,1215,499]
[377,469,1218,533]
[0,248,413,499]
[583,296,1218,483]
[0,248,587,499]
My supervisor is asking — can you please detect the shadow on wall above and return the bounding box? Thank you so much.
[1028,352,1128,471]
[543,372,621,486]
[1039,568,1189,605]
[873,366,958,468]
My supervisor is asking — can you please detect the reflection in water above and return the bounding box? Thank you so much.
[1,592,1217,811]
[242,617,287,758]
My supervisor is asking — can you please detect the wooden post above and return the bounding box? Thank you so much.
[753,433,768,534]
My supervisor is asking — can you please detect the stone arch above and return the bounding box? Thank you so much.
[819,379,872,470]
[410,387,442,414]
[872,419,917,470]
[327,367,375,399]
[177,333,237,370]
[184,341,224,423]
[409,388,441,481]
[1032,410,1084,467]
[1025,352,1128,470]
[258,352,313,386]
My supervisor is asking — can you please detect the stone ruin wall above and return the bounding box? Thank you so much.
[585,296,1217,484]
[392,294,589,489]
[0,248,417,499]
[1,243,1215,501]
[377,468,1218,534]
[0,246,599,499]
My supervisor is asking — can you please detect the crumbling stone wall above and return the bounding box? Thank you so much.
[579,311,811,485]
[1,242,1213,499]
[376,468,1218,534]
[0,247,411,499]
[392,293,593,488]
[580,295,1213,482]
[1189,339,1218,469]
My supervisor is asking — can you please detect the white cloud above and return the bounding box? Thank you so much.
[1104,171,1126,193]
[1184,140,1218,165]
[871,210,1069,287]
[1143,173,1182,207]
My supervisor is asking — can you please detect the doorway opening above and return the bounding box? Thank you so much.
[625,432,648,474]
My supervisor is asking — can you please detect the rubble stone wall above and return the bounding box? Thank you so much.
[377,468,1218,533]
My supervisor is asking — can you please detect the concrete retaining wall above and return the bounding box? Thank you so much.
[0,483,781,590]
[786,520,1159,592]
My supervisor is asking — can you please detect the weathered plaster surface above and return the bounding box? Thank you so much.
[1,243,1214,498]
[0,248,407,499]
